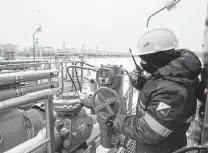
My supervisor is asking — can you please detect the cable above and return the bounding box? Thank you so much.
[74,61,96,92]
[66,63,96,92]
[66,66,78,91]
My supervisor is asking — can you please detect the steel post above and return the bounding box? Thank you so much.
[45,95,55,153]
[61,62,64,93]
[80,56,84,89]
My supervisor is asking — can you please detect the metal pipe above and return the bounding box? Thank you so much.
[74,60,96,92]
[5,128,62,153]
[127,87,134,115]
[33,31,37,60]
[23,81,59,93]
[68,65,97,71]
[45,96,55,153]
[33,26,42,60]
[72,62,75,91]
[0,60,44,65]
[5,129,48,153]
[66,65,97,91]
[0,64,42,71]
[0,89,53,112]
[83,136,101,153]
[0,69,59,86]
[146,0,181,27]
[146,6,166,27]
[80,56,84,89]
[61,62,64,93]
[0,81,58,101]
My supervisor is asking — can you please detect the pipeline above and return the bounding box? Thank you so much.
[67,65,97,91]
[0,60,44,65]
[5,128,62,153]
[0,89,53,112]
[74,61,97,92]
[0,69,59,86]
[0,81,59,101]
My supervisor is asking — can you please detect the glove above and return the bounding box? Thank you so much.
[113,114,128,134]
[129,69,140,83]
[106,115,116,127]
[129,69,145,90]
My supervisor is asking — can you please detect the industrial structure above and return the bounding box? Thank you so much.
[1,1,208,153]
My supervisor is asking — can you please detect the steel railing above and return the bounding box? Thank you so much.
[2,89,55,153]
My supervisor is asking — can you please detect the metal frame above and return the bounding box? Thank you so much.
[1,89,55,153]
[0,60,82,93]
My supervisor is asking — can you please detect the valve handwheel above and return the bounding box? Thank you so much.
[90,87,119,116]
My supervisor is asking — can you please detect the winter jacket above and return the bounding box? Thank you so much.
[113,49,202,153]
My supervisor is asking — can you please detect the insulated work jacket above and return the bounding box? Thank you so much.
[113,49,202,153]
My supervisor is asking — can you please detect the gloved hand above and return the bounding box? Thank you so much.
[106,115,116,127]
[129,69,140,83]
[129,69,144,90]
[106,114,127,135]
[113,114,127,134]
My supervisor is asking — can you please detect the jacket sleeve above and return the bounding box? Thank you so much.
[113,85,192,144]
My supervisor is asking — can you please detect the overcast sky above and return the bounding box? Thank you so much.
[0,0,207,52]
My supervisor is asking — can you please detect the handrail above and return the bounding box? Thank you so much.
[2,89,55,153]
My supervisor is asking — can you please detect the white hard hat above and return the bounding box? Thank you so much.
[136,28,179,56]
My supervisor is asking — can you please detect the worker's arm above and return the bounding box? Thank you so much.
[113,86,193,144]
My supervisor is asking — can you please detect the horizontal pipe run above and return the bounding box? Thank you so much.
[4,129,48,153]
[0,60,44,65]
[0,69,59,86]
[25,139,49,153]
[0,89,53,112]
[0,65,42,70]
[67,65,97,71]
[0,81,58,101]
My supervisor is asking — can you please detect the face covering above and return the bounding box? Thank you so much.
[140,62,158,73]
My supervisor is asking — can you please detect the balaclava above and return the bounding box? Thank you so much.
[139,49,178,73]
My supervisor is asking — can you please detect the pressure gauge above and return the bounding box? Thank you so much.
[97,68,114,84]
[101,70,108,78]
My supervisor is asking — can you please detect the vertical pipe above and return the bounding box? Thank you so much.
[49,63,52,82]
[33,34,36,60]
[35,64,38,84]
[72,62,75,91]
[65,62,68,80]
[81,56,84,89]
[61,62,64,93]
[45,95,55,153]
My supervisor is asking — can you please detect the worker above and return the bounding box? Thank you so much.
[112,28,202,153]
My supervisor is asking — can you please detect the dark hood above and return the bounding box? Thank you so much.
[154,49,202,88]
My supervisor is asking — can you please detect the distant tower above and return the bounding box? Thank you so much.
[63,42,66,49]
[96,46,99,52]
[82,44,85,52]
